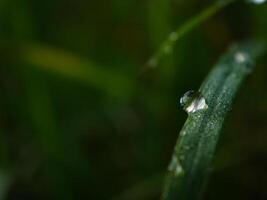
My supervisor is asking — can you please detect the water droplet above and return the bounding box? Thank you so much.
[234,51,249,64]
[180,90,208,114]
[180,130,187,136]
[246,0,266,4]
[234,51,254,73]
[168,156,184,177]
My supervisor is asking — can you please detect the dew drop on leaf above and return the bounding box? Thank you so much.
[180,90,208,114]
[168,156,184,177]
[234,52,248,63]
[234,51,254,73]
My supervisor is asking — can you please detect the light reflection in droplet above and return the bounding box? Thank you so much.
[168,156,184,177]
[180,90,208,114]
[234,52,248,63]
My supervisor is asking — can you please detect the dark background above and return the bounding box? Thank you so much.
[0,0,266,199]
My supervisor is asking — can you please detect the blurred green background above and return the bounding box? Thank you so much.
[0,0,267,199]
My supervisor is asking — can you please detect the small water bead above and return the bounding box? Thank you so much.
[180,90,208,114]
[234,51,249,64]
[168,156,184,177]
[234,51,254,73]
[180,130,187,136]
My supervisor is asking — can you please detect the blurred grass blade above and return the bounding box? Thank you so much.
[112,173,165,200]
[22,43,135,98]
[0,171,11,200]
[162,42,264,200]
[21,68,75,200]
[147,0,235,68]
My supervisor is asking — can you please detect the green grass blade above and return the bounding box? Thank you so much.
[147,0,235,68]
[22,43,135,98]
[162,42,264,200]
